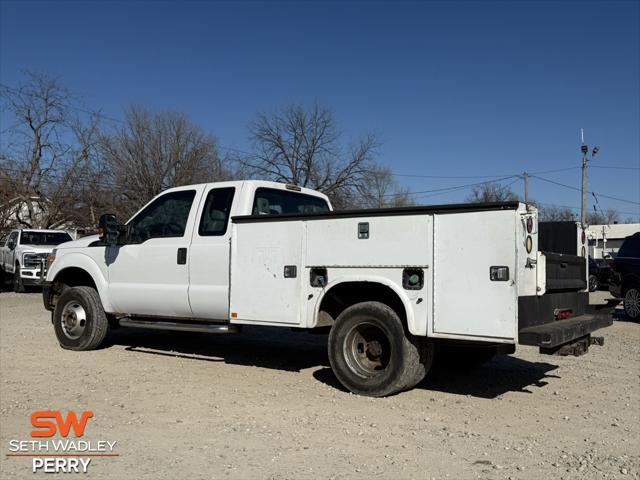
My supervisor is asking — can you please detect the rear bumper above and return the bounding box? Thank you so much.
[518,306,614,349]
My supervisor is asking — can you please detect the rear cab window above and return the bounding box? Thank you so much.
[198,187,236,236]
[252,188,330,216]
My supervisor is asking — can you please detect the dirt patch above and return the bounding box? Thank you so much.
[1,291,638,479]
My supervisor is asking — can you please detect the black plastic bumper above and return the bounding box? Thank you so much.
[518,301,617,349]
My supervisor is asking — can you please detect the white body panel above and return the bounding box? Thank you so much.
[229,206,530,343]
[187,183,243,320]
[230,221,305,325]
[305,216,430,267]
[432,210,517,339]
[106,184,205,317]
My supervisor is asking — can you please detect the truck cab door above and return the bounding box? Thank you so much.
[188,186,237,320]
[106,186,204,317]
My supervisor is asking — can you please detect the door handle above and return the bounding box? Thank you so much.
[177,248,187,265]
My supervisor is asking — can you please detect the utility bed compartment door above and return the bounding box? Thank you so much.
[230,221,304,325]
[433,210,517,340]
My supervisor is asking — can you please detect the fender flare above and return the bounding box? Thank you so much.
[313,274,422,336]
[48,252,114,312]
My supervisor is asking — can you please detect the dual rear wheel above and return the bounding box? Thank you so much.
[328,301,433,397]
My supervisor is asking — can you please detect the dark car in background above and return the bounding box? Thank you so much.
[610,232,640,320]
[588,256,612,292]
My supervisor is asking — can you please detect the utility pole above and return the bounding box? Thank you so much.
[580,129,600,228]
[523,172,529,204]
[581,142,588,227]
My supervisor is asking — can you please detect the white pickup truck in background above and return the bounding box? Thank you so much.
[1,229,73,292]
[42,180,614,396]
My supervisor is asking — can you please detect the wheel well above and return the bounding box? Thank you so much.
[318,281,407,327]
[53,267,97,290]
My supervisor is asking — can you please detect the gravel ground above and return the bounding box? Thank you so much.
[0,290,638,479]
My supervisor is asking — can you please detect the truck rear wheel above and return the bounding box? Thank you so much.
[53,286,109,351]
[328,301,432,397]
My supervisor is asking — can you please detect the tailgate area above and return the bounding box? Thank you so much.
[543,252,587,292]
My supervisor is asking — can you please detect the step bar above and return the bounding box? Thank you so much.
[118,318,241,334]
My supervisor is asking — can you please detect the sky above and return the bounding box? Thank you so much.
[1,0,639,219]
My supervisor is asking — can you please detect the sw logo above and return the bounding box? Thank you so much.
[30,410,94,438]
[7,410,118,474]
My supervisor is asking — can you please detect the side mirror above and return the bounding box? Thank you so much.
[98,214,119,245]
[7,241,15,250]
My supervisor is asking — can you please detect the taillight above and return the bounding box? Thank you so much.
[526,217,533,233]
[581,230,586,244]
[554,308,573,321]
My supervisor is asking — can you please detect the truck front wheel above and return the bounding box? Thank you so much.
[53,286,109,351]
[328,301,432,397]
[13,265,25,293]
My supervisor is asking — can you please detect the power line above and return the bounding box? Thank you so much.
[396,175,519,198]
[590,165,640,171]
[530,174,640,206]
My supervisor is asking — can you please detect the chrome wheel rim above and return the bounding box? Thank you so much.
[624,288,640,318]
[343,322,391,378]
[60,301,87,340]
[589,276,597,291]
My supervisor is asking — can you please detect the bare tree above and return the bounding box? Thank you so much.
[0,71,101,231]
[587,208,620,225]
[466,181,519,203]
[99,106,233,219]
[355,166,414,208]
[538,205,577,221]
[245,104,379,207]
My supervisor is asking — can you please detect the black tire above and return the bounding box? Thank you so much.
[623,284,640,320]
[53,286,109,351]
[588,275,598,292]
[328,301,432,397]
[13,265,25,293]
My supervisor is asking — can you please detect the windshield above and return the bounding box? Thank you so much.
[20,231,72,246]
[252,188,330,215]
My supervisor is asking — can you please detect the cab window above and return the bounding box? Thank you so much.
[198,188,235,236]
[128,190,196,243]
[252,188,329,215]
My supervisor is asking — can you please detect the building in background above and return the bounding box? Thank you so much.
[587,224,640,259]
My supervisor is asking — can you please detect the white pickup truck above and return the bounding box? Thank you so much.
[1,229,73,292]
[42,180,613,396]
